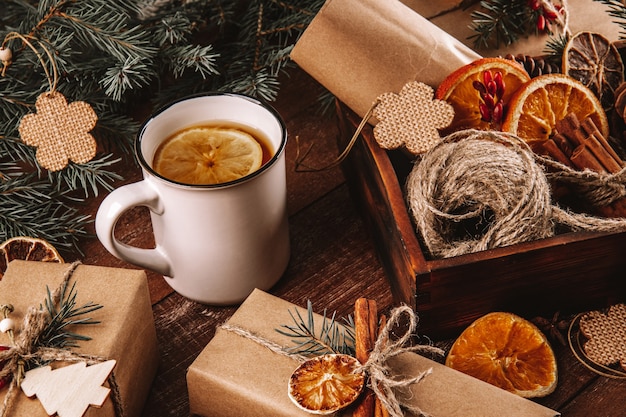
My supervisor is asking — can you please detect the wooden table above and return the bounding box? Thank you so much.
[77,68,625,416]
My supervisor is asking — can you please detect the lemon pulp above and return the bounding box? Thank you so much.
[153,126,264,185]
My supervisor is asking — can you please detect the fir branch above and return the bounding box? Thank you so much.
[594,0,626,39]
[543,33,570,68]
[99,56,157,102]
[152,11,193,45]
[0,176,92,253]
[47,154,123,197]
[468,0,530,49]
[276,300,355,357]
[39,280,103,349]
[166,44,220,79]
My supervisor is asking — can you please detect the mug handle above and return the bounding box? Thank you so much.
[95,180,173,277]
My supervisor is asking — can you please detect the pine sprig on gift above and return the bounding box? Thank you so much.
[276,301,355,357]
[39,280,103,350]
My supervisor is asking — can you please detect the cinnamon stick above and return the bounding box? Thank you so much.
[354,298,378,417]
[556,113,621,173]
[374,315,390,417]
[541,138,574,167]
[570,144,607,173]
[580,117,624,170]
[552,133,574,157]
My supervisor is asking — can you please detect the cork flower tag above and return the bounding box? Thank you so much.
[579,303,626,370]
[373,81,454,155]
[19,91,98,172]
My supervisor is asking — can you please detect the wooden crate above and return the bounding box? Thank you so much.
[337,104,626,339]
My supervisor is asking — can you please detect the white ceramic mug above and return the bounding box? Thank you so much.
[95,93,290,305]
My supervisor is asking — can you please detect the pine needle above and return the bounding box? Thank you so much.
[276,300,355,357]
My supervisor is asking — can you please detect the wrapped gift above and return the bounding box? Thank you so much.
[0,260,159,417]
[187,289,559,416]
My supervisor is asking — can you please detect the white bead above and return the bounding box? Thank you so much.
[0,47,12,63]
[0,318,15,333]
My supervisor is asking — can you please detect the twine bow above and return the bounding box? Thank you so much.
[0,261,124,417]
[222,304,443,417]
[357,305,443,417]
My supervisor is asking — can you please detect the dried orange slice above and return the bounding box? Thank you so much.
[0,236,64,279]
[288,354,365,414]
[563,31,624,111]
[435,57,531,133]
[502,73,609,150]
[446,312,557,398]
[153,126,263,185]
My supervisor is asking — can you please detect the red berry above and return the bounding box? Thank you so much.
[479,103,491,122]
[494,72,505,98]
[473,80,487,94]
[492,102,504,123]
[483,70,493,86]
[537,15,546,31]
[483,94,495,109]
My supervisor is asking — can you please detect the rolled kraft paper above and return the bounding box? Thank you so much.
[291,0,481,119]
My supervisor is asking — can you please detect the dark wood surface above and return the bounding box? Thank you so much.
[75,68,625,416]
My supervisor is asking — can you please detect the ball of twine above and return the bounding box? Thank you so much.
[406,129,626,259]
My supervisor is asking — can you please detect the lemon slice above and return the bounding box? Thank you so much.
[153,127,264,185]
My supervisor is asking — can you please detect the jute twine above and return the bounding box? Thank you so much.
[0,261,124,417]
[407,129,626,259]
[222,305,443,417]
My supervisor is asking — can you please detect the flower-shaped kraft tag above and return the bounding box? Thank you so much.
[373,81,454,155]
[18,91,98,172]
[579,303,626,370]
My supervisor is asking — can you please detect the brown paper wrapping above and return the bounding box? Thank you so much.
[187,289,559,417]
[291,0,621,120]
[290,0,481,119]
[0,260,159,417]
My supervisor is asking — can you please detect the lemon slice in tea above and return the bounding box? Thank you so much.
[288,354,365,415]
[153,126,264,185]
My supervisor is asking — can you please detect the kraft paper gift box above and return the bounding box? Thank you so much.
[0,260,159,417]
[187,289,559,417]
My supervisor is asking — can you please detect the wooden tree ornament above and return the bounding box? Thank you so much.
[20,360,117,417]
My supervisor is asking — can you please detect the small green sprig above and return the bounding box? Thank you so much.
[276,300,355,357]
[38,280,103,350]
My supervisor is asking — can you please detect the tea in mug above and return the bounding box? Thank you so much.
[153,122,273,185]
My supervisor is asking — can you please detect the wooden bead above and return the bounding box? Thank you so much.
[0,318,15,333]
[0,47,12,63]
